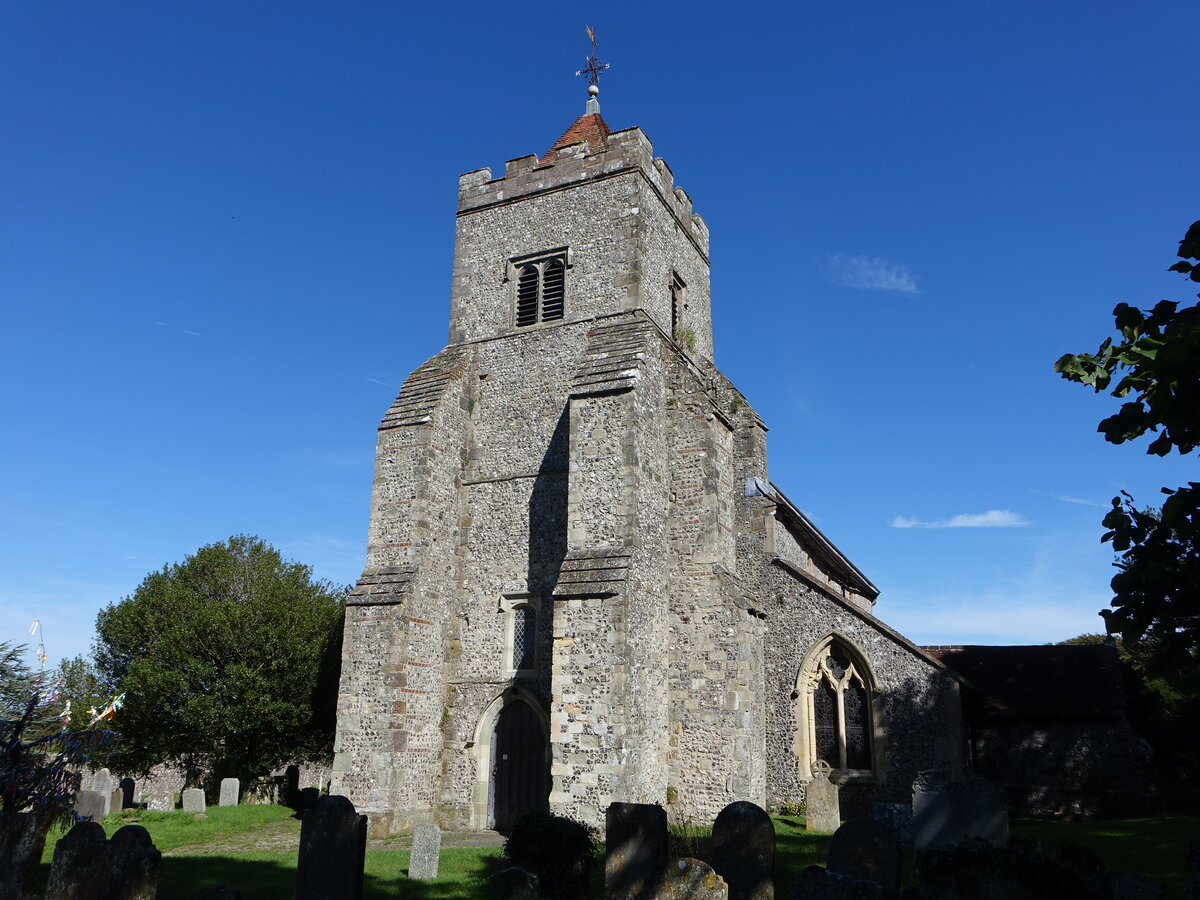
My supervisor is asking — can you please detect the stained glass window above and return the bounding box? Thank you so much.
[805,641,873,773]
[814,679,838,766]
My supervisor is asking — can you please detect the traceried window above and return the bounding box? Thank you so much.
[799,639,874,774]
[514,255,566,327]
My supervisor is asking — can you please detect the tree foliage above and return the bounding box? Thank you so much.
[1055,221,1200,683]
[94,535,346,782]
[1,642,117,827]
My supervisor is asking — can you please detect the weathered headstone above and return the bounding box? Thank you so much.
[805,760,841,833]
[110,788,124,816]
[295,794,367,900]
[826,819,902,900]
[245,776,280,805]
[911,770,964,851]
[119,777,136,810]
[74,789,107,821]
[962,777,1008,847]
[46,822,161,900]
[92,767,113,796]
[710,800,775,900]
[785,866,882,900]
[605,801,668,899]
[284,764,301,807]
[0,811,52,900]
[658,858,729,899]
[145,791,174,812]
[300,786,320,810]
[182,787,206,814]
[219,777,241,807]
[408,823,441,879]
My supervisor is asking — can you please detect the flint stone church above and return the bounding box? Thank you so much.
[330,83,967,835]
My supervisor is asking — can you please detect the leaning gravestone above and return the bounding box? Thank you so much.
[74,790,107,821]
[110,788,124,815]
[911,770,964,852]
[182,788,206,814]
[0,810,52,900]
[826,819,902,900]
[605,801,668,899]
[46,822,161,900]
[295,795,367,900]
[119,777,136,810]
[145,791,174,812]
[962,776,1008,847]
[658,858,729,899]
[219,777,241,807]
[786,866,882,900]
[805,760,841,833]
[710,800,775,900]
[408,823,441,879]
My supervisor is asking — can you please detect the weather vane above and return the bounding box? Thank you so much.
[576,25,610,87]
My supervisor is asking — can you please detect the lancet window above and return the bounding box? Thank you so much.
[514,255,566,327]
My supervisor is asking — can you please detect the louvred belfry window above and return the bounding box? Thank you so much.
[513,255,566,327]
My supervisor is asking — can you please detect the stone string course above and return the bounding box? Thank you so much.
[331,111,965,833]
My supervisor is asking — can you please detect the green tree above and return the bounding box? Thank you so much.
[1055,221,1200,684]
[51,654,115,731]
[94,535,346,783]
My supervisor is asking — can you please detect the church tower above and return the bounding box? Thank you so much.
[332,72,966,835]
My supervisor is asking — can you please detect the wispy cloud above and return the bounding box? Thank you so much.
[182,330,202,337]
[890,509,1029,529]
[825,253,919,293]
[154,321,202,337]
[1054,494,1105,508]
[366,377,391,387]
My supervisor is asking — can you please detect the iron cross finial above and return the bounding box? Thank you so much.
[576,25,610,87]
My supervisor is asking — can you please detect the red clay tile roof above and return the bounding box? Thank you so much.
[923,644,1127,720]
[541,113,611,163]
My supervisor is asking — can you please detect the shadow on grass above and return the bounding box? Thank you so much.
[772,817,831,896]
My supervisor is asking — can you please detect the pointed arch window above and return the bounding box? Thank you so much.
[513,253,566,327]
[798,639,875,775]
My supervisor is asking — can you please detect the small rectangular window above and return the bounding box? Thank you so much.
[670,271,687,336]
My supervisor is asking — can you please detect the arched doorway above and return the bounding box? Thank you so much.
[489,699,550,831]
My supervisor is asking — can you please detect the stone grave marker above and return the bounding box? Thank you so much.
[911,770,964,852]
[0,810,52,900]
[145,792,174,812]
[605,801,668,899]
[219,777,241,807]
[962,776,1008,847]
[92,767,113,796]
[805,760,841,833]
[408,823,441,879]
[46,822,161,900]
[785,866,882,900]
[658,858,729,899]
[74,789,107,821]
[182,787,206,814]
[110,788,124,815]
[826,818,902,900]
[119,777,136,810]
[710,800,775,900]
[300,786,320,811]
[295,794,367,900]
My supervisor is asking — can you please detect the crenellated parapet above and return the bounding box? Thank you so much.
[457,126,709,258]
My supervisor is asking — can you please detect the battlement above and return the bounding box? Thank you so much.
[457,125,710,256]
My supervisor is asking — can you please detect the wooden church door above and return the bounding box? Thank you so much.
[489,700,549,831]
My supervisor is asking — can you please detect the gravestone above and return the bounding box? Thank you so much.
[0,810,52,900]
[110,788,124,816]
[658,858,729,899]
[911,770,964,851]
[605,801,668,899]
[285,764,301,807]
[408,823,441,879]
[46,822,161,900]
[246,776,280,805]
[962,777,1008,847]
[92,767,113,796]
[182,788,206,814]
[805,760,841,833]
[74,789,107,821]
[145,792,174,812]
[219,777,241,807]
[119,777,136,810]
[785,866,882,900]
[295,794,367,900]
[826,819,902,900]
[300,786,320,810]
[710,800,775,900]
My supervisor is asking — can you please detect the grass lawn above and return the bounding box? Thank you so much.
[27,807,1200,899]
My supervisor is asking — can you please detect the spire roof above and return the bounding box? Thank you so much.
[541,111,612,163]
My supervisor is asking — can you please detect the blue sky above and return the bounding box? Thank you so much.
[3,2,1197,665]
